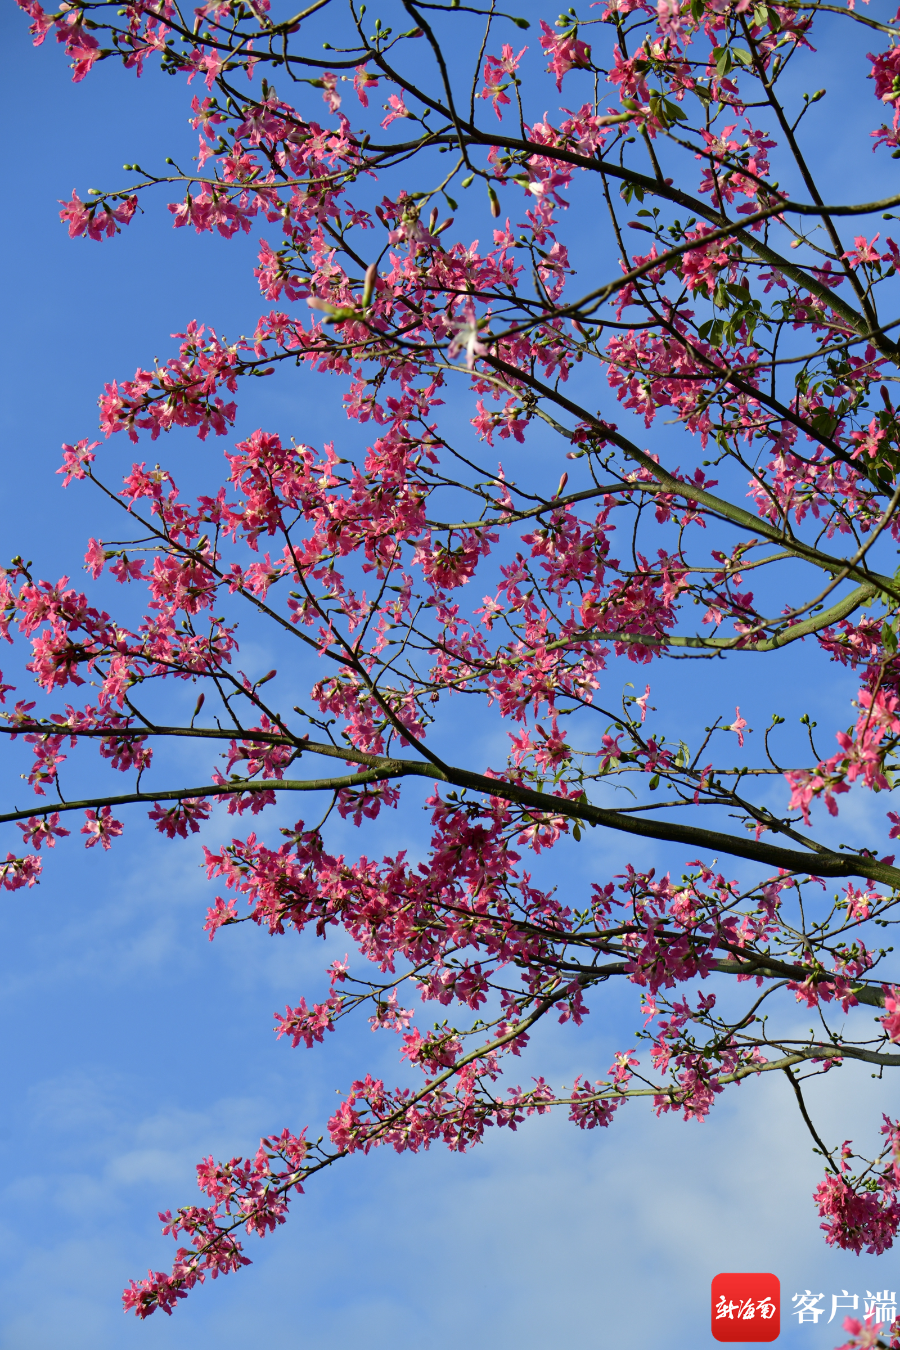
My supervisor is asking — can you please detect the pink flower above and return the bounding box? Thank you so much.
[66,28,100,82]
[148,798,212,839]
[84,538,105,579]
[0,852,42,890]
[203,896,239,940]
[59,191,91,238]
[381,93,410,128]
[882,987,900,1042]
[187,46,225,90]
[57,439,98,486]
[479,46,526,120]
[81,805,124,850]
[19,0,54,46]
[727,708,748,748]
[538,21,591,91]
[18,814,70,851]
[320,72,341,113]
[353,64,378,107]
[448,305,490,370]
[843,235,884,268]
[109,556,146,584]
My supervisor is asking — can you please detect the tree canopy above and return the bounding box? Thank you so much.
[11,0,900,1334]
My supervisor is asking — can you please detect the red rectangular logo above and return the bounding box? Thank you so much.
[712,1273,781,1342]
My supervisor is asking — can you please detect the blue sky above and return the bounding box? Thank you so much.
[4,4,900,1347]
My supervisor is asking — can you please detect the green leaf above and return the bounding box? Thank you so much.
[713,46,733,78]
[809,406,838,438]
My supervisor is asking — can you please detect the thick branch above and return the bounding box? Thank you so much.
[6,740,900,887]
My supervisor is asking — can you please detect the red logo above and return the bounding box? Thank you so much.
[711,1273,781,1342]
